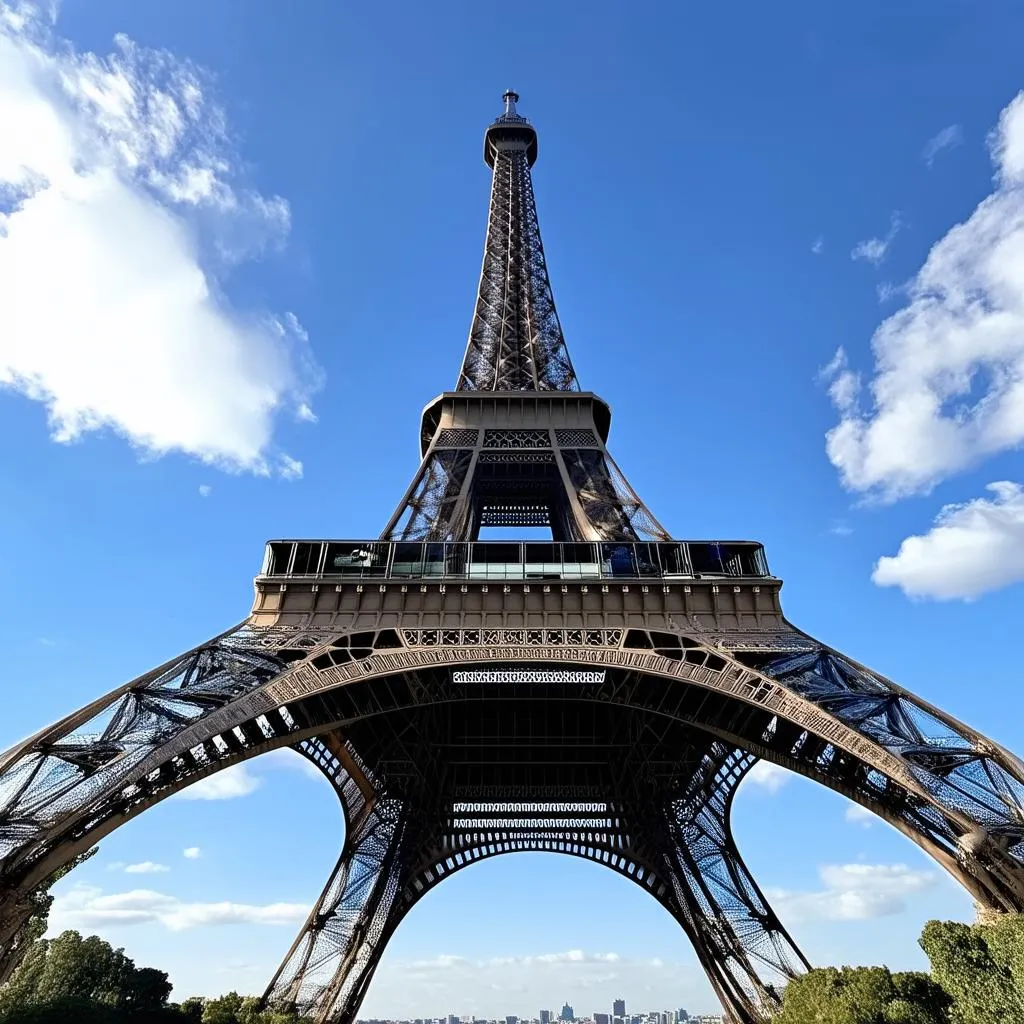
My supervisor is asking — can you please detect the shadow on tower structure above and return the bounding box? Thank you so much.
[1,92,1023,1024]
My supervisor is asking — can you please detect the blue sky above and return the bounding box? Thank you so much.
[2,0,1024,1017]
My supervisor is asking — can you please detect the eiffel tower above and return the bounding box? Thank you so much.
[1,92,1023,1024]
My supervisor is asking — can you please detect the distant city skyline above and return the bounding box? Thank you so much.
[358,1004,710,1024]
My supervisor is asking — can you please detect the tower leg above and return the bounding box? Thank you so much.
[645,748,808,1023]
[263,795,413,1024]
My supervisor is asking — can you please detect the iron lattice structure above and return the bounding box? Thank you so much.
[2,93,1024,1024]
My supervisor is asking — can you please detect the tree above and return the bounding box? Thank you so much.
[920,916,1024,1023]
[175,996,206,1022]
[772,965,950,1024]
[202,991,245,1024]
[0,996,122,1023]
[0,930,172,1016]
[125,967,174,1013]
[0,850,97,987]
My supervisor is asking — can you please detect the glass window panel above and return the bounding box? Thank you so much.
[445,543,468,576]
[292,542,323,575]
[657,543,689,575]
[324,543,371,574]
[689,543,724,575]
[601,543,637,577]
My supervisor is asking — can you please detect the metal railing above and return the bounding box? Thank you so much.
[260,540,772,582]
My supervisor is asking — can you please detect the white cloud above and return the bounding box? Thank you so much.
[198,484,212,497]
[876,280,901,304]
[50,884,308,932]
[811,235,824,255]
[767,862,937,924]
[872,481,1024,599]
[850,212,902,265]
[923,124,963,168]
[411,951,622,970]
[278,454,303,481]
[176,763,261,801]
[0,3,320,476]
[744,760,790,794]
[182,846,202,859]
[123,861,169,874]
[829,519,854,537]
[825,93,1024,501]
[845,804,875,827]
[362,950,708,1020]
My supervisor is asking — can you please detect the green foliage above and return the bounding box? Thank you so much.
[196,992,308,1024]
[919,916,1024,1023]
[175,996,206,1022]
[0,850,98,987]
[772,965,950,1024]
[0,930,172,1017]
[201,992,245,1024]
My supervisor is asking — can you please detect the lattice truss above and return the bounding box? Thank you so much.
[265,732,799,1024]
[562,447,670,541]
[662,746,809,1013]
[265,793,407,1019]
[458,144,579,392]
[759,648,1024,902]
[0,627,287,948]
[2,620,1024,1024]
[384,449,472,542]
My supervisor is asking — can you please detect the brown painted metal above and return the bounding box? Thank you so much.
[1,93,1023,1024]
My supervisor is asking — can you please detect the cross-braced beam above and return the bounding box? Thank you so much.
[656,746,809,1020]
[457,95,578,393]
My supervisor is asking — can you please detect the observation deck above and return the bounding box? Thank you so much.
[259,538,773,583]
[249,538,786,643]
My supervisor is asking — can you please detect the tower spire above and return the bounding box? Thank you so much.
[457,92,580,392]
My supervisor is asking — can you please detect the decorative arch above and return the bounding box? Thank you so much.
[0,623,1022,1024]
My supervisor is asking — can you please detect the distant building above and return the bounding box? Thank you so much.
[506,1016,518,1024]
[595,1014,610,1024]
[447,1014,459,1024]
[561,1004,575,1021]
[613,1001,625,1018]
[675,1011,688,1023]
[541,1012,551,1024]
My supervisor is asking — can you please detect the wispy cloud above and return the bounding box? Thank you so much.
[176,764,261,801]
[362,950,710,1021]
[0,3,320,477]
[845,804,875,827]
[829,519,854,537]
[182,846,202,860]
[50,884,308,932]
[811,236,824,255]
[744,760,791,794]
[123,861,170,875]
[767,863,937,923]
[850,212,902,265]
[876,280,901,303]
[198,484,212,498]
[923,124,963,167]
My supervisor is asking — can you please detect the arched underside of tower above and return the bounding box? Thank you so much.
[0,624,1021,1024]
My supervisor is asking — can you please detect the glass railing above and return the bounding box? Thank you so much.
[260,540,772,581]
